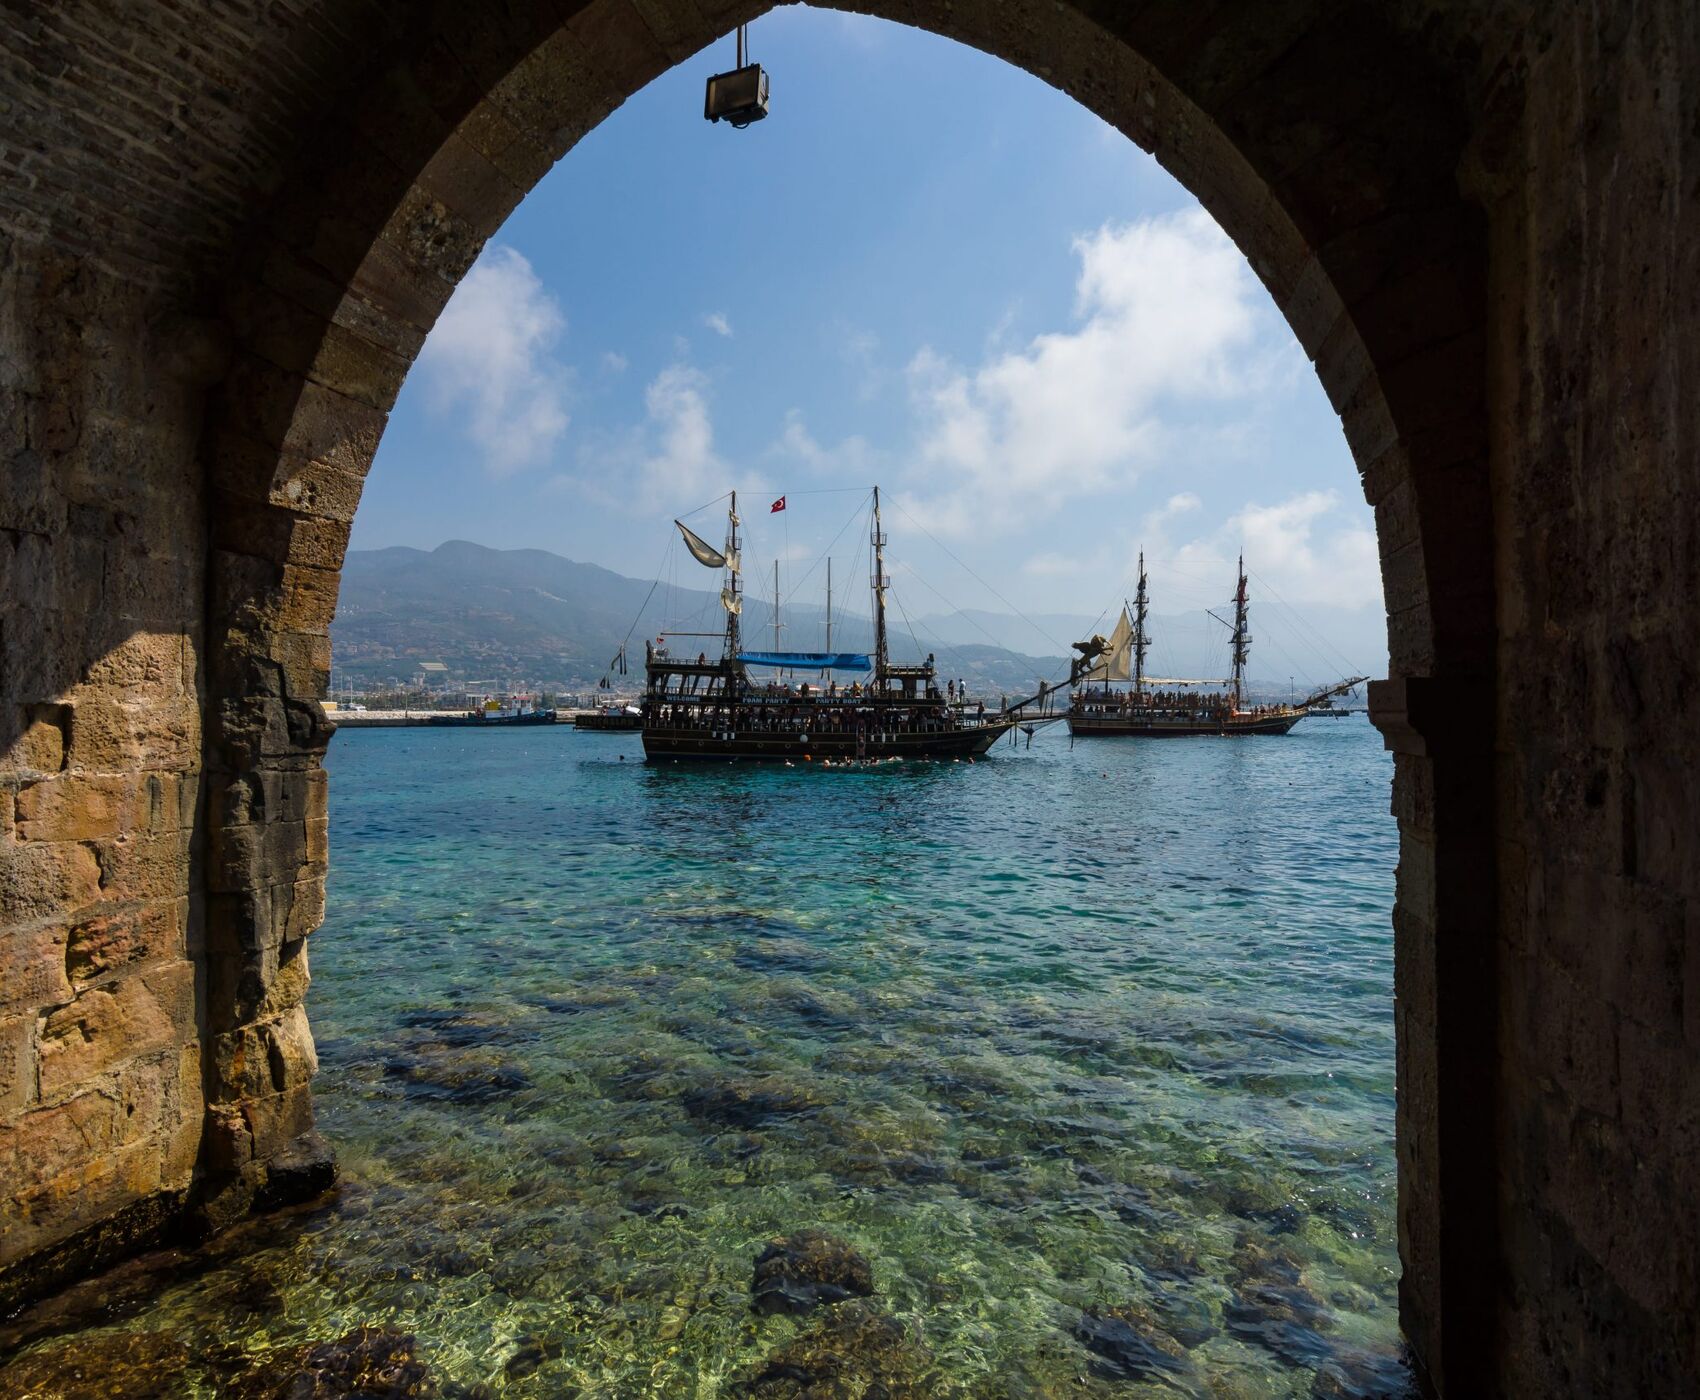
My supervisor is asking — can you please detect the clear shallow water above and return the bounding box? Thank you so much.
[5,720,1411,1398]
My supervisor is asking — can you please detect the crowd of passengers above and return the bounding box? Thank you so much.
[1074,687,1289,717]
[646,697,989,733]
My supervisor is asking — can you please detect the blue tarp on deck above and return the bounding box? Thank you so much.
[737,651,873,671]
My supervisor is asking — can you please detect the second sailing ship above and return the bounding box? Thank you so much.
[1067,554,1366,737]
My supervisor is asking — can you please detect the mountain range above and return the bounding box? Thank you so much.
[330,541,1380,698]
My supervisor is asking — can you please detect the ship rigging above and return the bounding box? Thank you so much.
[639,488,1035,760]
[1065,553,1367,738]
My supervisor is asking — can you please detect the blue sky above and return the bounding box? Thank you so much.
[358,7,1386,675]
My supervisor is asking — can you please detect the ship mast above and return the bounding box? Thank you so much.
[774,558,781,654]
[825,558,832,653]
[1229,554,1250,711]
[1132,550,1149,692]
[871,486,890,687]
[723,491,742,661]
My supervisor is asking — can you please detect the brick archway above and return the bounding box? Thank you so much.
[4,3,1694,1394]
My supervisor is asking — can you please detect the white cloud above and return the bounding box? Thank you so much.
[1167,490,1382,611]
[635,365,722,507]
[836,324,885,402]
[900,209,1261,532]
[601,351,628,373]
[770,410,880,481]
[704,311,733,339]
[416,245,569,475]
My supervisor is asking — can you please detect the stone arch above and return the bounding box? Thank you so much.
[198,2,1491,1388]
[5,2,1693,1394]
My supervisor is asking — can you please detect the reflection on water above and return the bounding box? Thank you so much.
[1,720,1412,1398]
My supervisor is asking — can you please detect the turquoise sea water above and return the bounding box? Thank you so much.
[4,719,1411,1398]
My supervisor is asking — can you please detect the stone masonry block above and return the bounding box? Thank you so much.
[80,632,191,694]
[204,937,311,1034]
[278,380,385,476]
[265,630,334,700]
[239,1084,315,1156]
[306,321,412,413]
[213,428,370,528]
[2,705,70,774]
[209,818,310,897]
[210,1004,318,1103]
[0,1092,123,1202]
[0,839,101,925]
[14,772,134,840]
[36,961,195,1102]
[0,1013,36,1116]
[414,130,522,240]
[203,1106,255,1174]
[64,694,197,772]
[276,876,327,944]
[204,889,275,956]
[65,899,186,988]
[0,917,73,1018]
[90,829,193,904]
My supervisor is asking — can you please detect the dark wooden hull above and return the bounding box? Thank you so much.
[642,721,1014,761]
[575,711,643,730]
[424,709,558,727]
[1068,711,1304,737]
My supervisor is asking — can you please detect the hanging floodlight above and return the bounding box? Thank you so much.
[704,23,768,128]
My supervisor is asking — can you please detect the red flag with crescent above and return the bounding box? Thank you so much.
[770,496,786,513]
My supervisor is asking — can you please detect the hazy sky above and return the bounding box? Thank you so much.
[357,7,1387,677]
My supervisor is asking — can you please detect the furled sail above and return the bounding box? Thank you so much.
[677,519,727,569]
[1092,606,1134,681]
[721,587,743,615]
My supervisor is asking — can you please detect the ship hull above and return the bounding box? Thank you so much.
[424,709,558,727]
[642,721,1014,761]
[575,711,643,731]
[1068,711,1303,738]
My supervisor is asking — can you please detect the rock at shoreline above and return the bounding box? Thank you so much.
[752,1230,876,1315]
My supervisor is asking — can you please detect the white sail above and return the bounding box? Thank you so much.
[721,587,743,615]
[676,520,726,569]
[1093,606,1134,681]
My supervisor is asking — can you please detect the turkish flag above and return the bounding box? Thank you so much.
[770,496,786,513]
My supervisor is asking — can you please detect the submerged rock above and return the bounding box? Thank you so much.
[739,1299,933,1398]
[0,1330,193,1399]
[504,1334,563,1379]
[752,1230,876,1315]
[1073,1305,1193,1383]
[1223,1236,1334,1369]
[684,1075,823,1130]
[382,1052,530,1104]
[1310,1343,1417,1398]
[224,1324,435,1398]
[397,1008,528,1049]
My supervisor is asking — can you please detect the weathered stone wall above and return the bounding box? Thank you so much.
[0,242,206,1302]
[0,1,1694,1394]
[1485,3,1700,1391]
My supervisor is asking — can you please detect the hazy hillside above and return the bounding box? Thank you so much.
[331,541,1072,695]
[332,541,1380,699]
